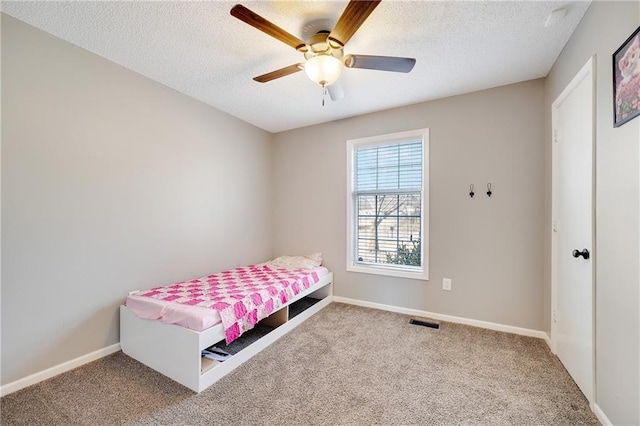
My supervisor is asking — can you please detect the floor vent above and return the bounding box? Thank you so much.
[409,319,440,329]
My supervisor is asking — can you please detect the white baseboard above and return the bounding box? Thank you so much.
[332,296,547,340]
[0,343,121,397]
[593,403,612,426]
[542,332,552,349]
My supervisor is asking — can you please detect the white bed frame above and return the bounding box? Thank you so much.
[120,272,333,392]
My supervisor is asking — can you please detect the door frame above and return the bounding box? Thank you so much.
[550,55,596,406]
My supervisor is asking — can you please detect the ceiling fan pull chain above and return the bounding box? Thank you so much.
[322,84,327,107]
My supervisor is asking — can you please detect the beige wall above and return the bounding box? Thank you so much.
[272,79,546,331]
[545,2,640,424]
[0,15,273,385]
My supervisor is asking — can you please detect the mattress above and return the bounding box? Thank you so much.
[126,264,329,342]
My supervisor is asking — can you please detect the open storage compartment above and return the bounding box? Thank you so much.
[207,293,326,359]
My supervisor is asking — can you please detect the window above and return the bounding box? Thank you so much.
[346,129,429,280]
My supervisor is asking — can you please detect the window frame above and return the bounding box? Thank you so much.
[346,128,429,281]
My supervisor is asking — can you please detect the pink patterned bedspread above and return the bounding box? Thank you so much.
[127,265,328,343]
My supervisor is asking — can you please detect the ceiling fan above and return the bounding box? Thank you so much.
[230,1,416,102]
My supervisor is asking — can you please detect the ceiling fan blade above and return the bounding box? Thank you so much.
[328,0,381,48]
[345,54,416,73]
[253,63,304,83]
[327,81,345,101]
[231,4,308,51]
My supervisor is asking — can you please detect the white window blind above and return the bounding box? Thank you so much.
[353,140,423,268]
[355,142,422,192]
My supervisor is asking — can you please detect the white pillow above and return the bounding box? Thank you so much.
[268,253,323,270]
[305,252,323,265]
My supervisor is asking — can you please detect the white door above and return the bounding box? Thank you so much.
[551,57,594,404]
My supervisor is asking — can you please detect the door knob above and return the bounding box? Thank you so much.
[572,249,590,260]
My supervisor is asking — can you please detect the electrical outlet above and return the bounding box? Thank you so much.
[442,278,452,291]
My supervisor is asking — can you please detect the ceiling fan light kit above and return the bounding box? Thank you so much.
[304,54,344,86]
[230,0,416,103]
[303,30,345,87]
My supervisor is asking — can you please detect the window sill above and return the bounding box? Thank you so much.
[346,264,429,281]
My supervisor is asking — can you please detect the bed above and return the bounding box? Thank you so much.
[120,255,333,392]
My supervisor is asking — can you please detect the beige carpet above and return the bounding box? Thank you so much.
[1,303,599,425]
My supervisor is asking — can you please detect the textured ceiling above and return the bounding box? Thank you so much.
[1,1,590,133]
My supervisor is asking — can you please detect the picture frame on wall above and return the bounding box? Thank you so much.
[613,25,640,127]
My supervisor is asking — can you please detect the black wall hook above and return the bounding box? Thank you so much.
[487,183,492,197]
[469,184,475,198]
